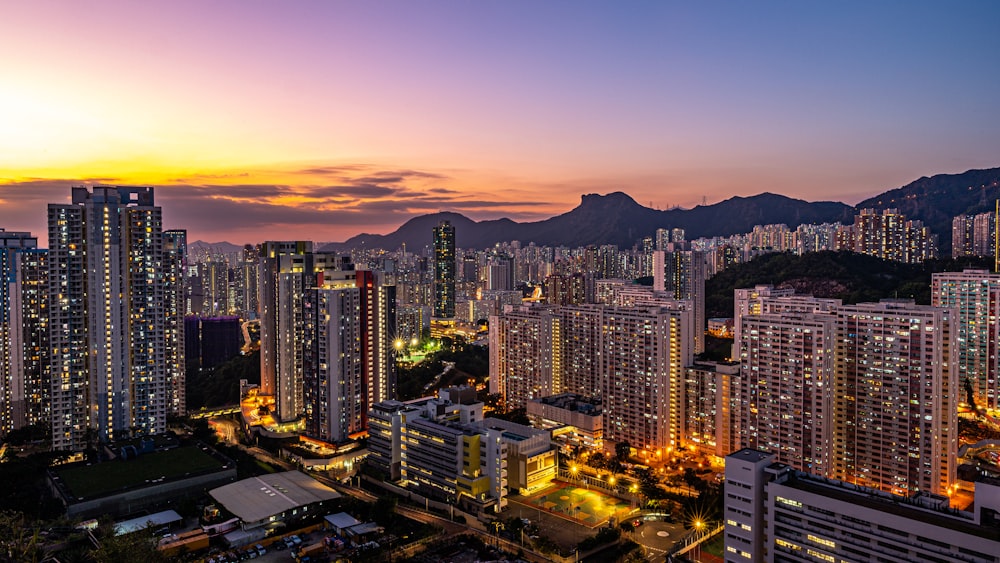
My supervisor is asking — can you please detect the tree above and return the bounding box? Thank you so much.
[615,441,631,462]
[588,452,608,471]
[965,378,979,413]
[0,511,44,563]
[91,526,168,563]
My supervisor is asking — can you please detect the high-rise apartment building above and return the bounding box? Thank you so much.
[838,208,937,263]
[163,229,187,416]
[258,241,338,422]
[553,305,603,394]
[238,244,260,320]
[953,214,976,258]
[601,305,692,453]
[653,249,707,353]
[932,269,1000,411]
[200,260,230,316]
[734,288,956,496]
[485,252,514,291]
[48,187,176,450]
[973,210,996,257]
[0,231,48,434]
[738,311,836,477]
[952,211,996,258]
[433,221,456,319]
[489,302,693,452]
[545,273,590,305]
[834,301,956,496]
[303,267,396,442]
[488,305,556,410]
[682,361,739,458]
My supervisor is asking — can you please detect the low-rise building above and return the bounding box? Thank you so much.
[724,448,1000,563]
[478,418,557,495]
[526,393,603,453]
[208,470,341,532]
[369,388,557,513]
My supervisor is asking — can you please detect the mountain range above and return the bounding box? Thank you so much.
[196,167,1000,254]
[314,167,1000,253]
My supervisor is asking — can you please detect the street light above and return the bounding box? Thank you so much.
[693,520,705,563]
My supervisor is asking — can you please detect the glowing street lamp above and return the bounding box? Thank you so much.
[693,520,705,562]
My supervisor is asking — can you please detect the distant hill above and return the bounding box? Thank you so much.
[189,240,245,255]
[855,167,1000,254]
[321,167,1000,251]
[322,191,855,251]
[704,251,995,319]
[180,166,998,253]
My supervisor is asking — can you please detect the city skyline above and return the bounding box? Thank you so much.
[2,2,1000,244]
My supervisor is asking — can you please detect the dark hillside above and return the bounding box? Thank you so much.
[705,251,994,318]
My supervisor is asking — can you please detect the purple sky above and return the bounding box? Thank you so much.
[2,1,999,244]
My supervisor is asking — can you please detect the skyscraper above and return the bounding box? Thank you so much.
[834,300,956,496]
[303,266,397,442]
[0,230,47,434]
[433,220,455,319]
[738,310,836,476]
[932,269,1000,411]
[48,187,175,450]
[734,288,956,496]
[163,229,187,416]
[258,241,337,422]
[653,249,707,353]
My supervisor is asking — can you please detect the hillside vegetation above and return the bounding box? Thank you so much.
[705,251,994,318]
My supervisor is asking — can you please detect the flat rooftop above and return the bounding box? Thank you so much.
[114,509,183,536]
[782,472,1000,542]
[55,445,228,499]
[727,448,773,464]
[209,471,341,524]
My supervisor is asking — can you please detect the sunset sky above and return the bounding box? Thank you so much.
[2,1,999,244]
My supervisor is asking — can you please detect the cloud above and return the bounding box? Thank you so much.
[0,163,566,244]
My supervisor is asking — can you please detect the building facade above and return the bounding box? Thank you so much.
[932,269,1000,411]
[738,312,836,477]
[724,449,1000,563]
[433,220,456,320]
[48,187,176,449]
[303,267,396,443]
[833,300,956,496]
[0,231,48,434]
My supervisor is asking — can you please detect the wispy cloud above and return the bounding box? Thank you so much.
[0,163,568,244]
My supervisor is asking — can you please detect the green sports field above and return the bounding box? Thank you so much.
[56,446,225,499]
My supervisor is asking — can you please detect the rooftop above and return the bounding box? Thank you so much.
[209,471,341,524]
[780,471,1000,542]
[55,445,228,500]
[325,512,362,530]
[727,448,774,464]
[114,510,183,536]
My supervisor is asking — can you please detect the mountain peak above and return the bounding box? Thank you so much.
[580,191,640,206]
